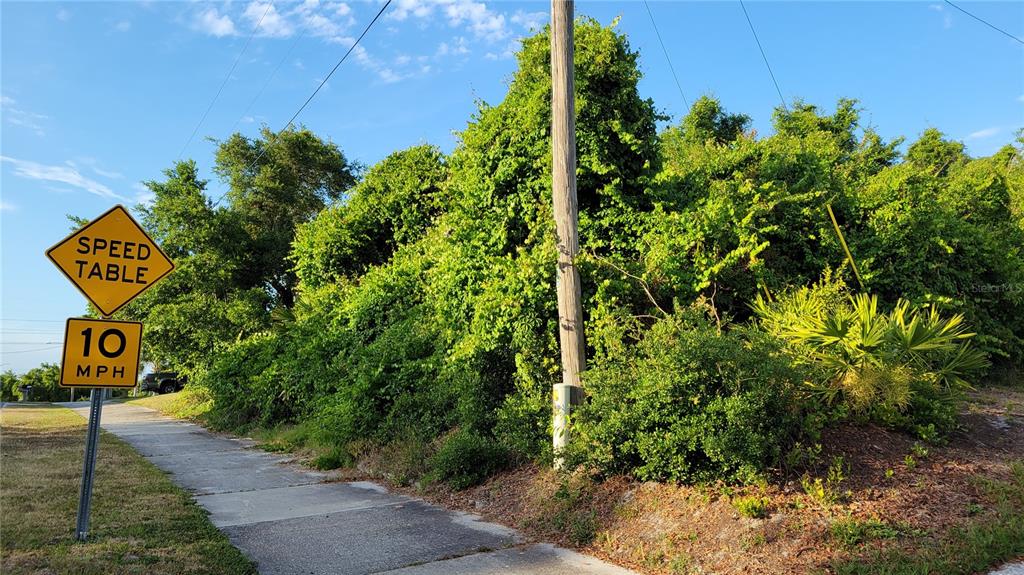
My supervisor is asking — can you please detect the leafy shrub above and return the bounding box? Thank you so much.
[573,308,810,483]
[754,289,988,436]
[428,428,508,490]
[292,145,448,290]
[733,496,771,519]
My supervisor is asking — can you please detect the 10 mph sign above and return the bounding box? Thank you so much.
[60,318,142,388]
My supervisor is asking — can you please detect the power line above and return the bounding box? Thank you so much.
[176,1,275,161]
[227,3,323,137]
[0,318,65,323]
[213,0,393,207]
[943,0,1024,46]
[738,0,787,111]
[642,0,689,110]
[1,345,62,354]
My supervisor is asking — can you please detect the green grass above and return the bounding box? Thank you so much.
[829,517,900,547]
[0,404,255,575]
[122,386,213,421]
[831,461,1024,575]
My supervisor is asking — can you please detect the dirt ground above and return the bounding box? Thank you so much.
[395,386,1024,575]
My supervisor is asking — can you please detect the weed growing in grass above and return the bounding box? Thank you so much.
[311,446,351,470]
[785,441,823,471]
[802,456,848,505]
[911,442,929,459]
[885,468,895,479]
[525,476,600,546]
[569,510,598,546]
[904,455,917,470]
[733,495,771,519]
[428,429,506,490]
[830,517,901,547]
[668,553,691,574]
[741,533,768,550]
[832,460,1024,574]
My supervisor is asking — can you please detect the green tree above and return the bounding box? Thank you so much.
[122,161,270,374]
[292,145,447,290]
[1,370,20,401]
[17,364,67,402]
[213,127,359,308]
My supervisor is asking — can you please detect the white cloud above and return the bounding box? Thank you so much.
[1017,94,1024,103]
[193,8,236,37]
[133,183,156,206]
[437,36,470,57]
[245,2,294,38]
[0,156,127,201]
[178,0,540,83]
[928,4,952,29]
[114,20,132,32]
[56,8,71,22]
[443,0,507,42]
[1,95,48,137]
[193,1,356,43]
[350,44,406,83]
[69,157,124,180]
[93,166,123,179]
[967,127,1000,140]
[333,2,351,18]
[511,10,545,33]
[389,0,436,21]
[0,201,15,212]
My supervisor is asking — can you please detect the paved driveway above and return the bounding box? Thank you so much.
[68,401,636,575]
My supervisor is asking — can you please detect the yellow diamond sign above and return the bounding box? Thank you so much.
[46,205,175,317]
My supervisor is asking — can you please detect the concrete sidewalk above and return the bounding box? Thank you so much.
[68,401,637,575]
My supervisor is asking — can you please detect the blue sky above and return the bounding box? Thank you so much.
[2,0,1022,373]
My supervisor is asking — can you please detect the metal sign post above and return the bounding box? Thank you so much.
[75,387,104,541]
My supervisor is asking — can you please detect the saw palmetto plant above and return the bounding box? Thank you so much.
[753,291,989,416]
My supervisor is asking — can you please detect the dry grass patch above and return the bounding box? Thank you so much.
[400,389,1024,575]
[0,404,254,575]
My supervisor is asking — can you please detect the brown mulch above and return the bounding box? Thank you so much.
[385,387,1024,575]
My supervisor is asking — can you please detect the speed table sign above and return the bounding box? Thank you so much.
[46,204,174,317]
[60,318,142,388]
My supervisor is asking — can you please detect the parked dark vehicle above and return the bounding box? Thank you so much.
[140,372,186,394]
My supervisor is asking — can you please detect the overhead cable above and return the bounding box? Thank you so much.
[176,1,275,160]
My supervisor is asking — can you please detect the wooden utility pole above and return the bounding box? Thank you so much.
[551,0,585,465]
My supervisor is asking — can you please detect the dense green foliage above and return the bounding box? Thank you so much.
[1,370,18,402]
[120,19,1023,488]
[571,309,808,483]
[2,364,69,402]
[120,128,357,374]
